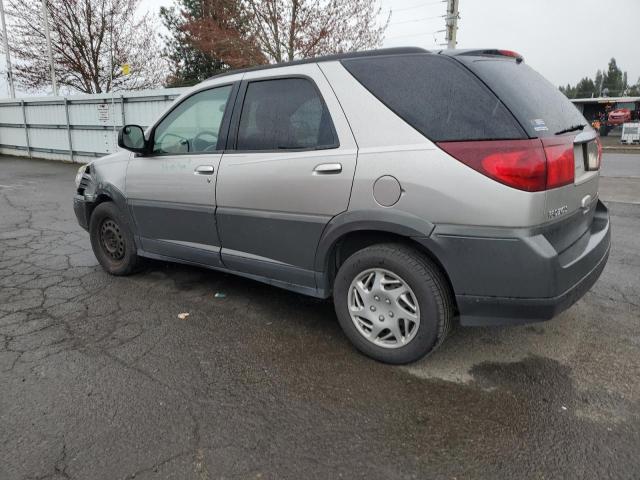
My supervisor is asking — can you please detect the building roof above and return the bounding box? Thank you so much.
[571,96,640,104]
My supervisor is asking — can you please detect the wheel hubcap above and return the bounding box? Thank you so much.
[99,219,125,261]
[348,268,420,349]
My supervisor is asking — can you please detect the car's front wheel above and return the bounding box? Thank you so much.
[333,244,454,364]
[89,202,138,276]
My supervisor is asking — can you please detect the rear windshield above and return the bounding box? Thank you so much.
[341,54,526,142]
[458,56,588,137]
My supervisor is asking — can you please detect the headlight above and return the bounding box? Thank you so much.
[75,164,88,188]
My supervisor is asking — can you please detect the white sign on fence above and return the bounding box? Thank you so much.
[97,104,110,123]
[621,122,640,144]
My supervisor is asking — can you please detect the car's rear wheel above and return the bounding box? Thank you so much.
[333,243,453,364]
[89,202,138,275]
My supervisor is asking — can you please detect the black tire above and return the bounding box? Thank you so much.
[333,243,454,364]
[89,202,139,276]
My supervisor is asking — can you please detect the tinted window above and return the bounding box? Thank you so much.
[342,54,525,142]
[236,78,337,151]
[153,85,232,154]
[459,57,589,137]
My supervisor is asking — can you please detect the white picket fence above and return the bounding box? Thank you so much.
[0,88,188,164]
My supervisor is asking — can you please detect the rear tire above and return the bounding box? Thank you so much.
[333,243,453,364]
[89,202,139,276]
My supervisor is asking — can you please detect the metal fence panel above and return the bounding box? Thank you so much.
[0,88,187,163]
[26,102,66,125]
[0,104,24,123]
[0,126,26,147]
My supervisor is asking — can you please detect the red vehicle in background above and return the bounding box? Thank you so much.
[608,107,632,126]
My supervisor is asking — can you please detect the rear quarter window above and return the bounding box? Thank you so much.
[341,54,526,142]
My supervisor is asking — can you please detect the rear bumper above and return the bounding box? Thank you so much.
[456,241,609,325]
[416,200,611,326]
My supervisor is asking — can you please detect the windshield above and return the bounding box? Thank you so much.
[457,56,589,137]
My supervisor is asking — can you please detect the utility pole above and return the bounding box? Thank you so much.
[445,0,459,50]
[41,0,58,95]
[0,0,15,98]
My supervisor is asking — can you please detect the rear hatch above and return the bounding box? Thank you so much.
[453,53,601,252]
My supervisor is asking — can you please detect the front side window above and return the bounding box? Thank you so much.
[236,78,337,151]
[153,85,232,154]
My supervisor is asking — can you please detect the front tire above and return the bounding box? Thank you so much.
[89,202,138,276]
[333,244,453,364]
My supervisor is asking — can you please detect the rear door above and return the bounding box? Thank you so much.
[216,65,357,290]
[125,83,236,266]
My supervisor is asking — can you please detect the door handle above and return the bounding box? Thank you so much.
[194,165,214,175]
[313,163,342,174]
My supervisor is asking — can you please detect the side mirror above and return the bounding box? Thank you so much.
[118,124,148,154]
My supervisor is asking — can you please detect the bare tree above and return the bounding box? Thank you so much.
[1,0,167,93]
[243,0,390,63]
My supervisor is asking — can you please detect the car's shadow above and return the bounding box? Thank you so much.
[133,256,584,376]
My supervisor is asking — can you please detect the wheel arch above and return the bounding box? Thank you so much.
[87,183,136,234]
[314,210,456,308]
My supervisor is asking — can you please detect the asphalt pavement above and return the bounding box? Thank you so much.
[1,154,639,479]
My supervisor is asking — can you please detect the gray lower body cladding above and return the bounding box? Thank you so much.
[75,188,611,327]
[416,200,611,326]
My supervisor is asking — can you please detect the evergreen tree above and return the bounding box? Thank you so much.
[160,2,223,87]
[160,0,262,87]
[603,58,625,96]
[560,60,639,99]
[594,70,604,96]
[574,78,596,98]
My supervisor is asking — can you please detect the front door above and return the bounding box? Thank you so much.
[126,84,235,266]
[216,66,358,290]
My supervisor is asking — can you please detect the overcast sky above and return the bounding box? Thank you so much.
[2,0,639,97]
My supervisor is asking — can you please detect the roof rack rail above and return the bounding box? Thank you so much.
[205,47,430,81]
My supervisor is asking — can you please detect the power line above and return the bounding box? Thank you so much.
[389,14,444,26]
[389,0,447,13]
[386,29,445,41]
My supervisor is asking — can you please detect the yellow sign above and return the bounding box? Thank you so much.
[121,64,131,75]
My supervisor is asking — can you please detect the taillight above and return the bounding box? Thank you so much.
[437,139,547,192]
[595,136,603,169]
[497,49,523,61]
[438,136,576,192]
[541,136,574,189]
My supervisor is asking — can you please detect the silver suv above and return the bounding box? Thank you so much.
[74,48,611,364]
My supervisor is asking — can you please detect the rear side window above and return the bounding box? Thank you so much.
[341,54,525,142]
[458,57,589,137]
[236,78,337,151]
